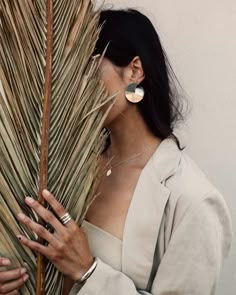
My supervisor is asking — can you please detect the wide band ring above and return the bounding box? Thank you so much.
[60,212,72,225]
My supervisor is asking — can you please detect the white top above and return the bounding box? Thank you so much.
[82,220,122,272]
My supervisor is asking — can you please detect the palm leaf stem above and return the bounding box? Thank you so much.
[36,0,53,294]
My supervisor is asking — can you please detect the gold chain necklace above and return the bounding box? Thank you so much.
[105,151,142,176]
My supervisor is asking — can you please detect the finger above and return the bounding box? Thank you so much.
[0,274,28,294]
[24,197,64,234]
[42,189,66,219]
[16,213,58,248]
[17,235,49,258]
[42,190,76,229]
[3,291,19,295]
[0,257,11,267]
[0,268,26,283]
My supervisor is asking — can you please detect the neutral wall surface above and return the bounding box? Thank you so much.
[97,0,236,294]
[1,0,235,293]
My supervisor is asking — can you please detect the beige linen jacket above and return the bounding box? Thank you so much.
[70,135,233,295]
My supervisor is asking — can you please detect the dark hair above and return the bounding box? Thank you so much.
[94,9,188,150]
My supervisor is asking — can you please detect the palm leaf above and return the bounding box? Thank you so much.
[0,0,114,294]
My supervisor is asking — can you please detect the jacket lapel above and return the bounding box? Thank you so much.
[121,135,182,289]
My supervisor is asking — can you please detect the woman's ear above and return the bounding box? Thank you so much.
[130,56,145,84]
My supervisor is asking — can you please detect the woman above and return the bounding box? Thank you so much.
[0,9,232,295]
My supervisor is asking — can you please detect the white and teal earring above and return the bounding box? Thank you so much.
[125,83,145,103]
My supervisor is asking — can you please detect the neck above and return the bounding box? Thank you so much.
[105,108,162,168]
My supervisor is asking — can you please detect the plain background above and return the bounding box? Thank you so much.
[96,0,236,294]
[1,0,235,293]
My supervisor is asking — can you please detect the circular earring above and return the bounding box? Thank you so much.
[125,83,145,103]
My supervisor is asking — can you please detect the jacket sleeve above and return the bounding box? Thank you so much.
[70,190,232,295]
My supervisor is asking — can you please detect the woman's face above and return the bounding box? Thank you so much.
[98,57,134,127]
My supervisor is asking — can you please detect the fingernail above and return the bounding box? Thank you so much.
[17,212,26,220]
[2,259,11,266]
[17,235,25,241]
[23,274,29,282]
[25,197,34,204]
[20,268,27,275]
[23,262,29,269]
[42,189,50,197]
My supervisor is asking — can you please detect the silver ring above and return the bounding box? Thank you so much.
[60,212,72,225]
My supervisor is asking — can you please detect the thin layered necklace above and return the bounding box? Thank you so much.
[104,142,159,176]
[105,151,142,176]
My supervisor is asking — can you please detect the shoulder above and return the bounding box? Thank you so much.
[167,150,231,224]
[151,136,232,255]
[166,150,219,205]
[152,135,227,209]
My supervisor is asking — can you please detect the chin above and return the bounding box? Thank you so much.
[102,118,112,129]
[101,107,118,128]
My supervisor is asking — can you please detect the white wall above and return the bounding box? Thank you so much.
[97,0,236,294]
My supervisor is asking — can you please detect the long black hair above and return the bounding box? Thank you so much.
[94,9,188,150]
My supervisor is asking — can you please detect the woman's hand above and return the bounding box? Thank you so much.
[16,189,94,281]
[0,257,29,294]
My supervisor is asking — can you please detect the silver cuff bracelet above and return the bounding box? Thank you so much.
[74,257,98,286]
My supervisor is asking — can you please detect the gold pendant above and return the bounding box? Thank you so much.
[106,169,112,176]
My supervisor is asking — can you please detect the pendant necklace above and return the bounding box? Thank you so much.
[105,151,142,177]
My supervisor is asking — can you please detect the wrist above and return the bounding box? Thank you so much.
[81,256,95,277]
[74,257,98,286]
[73,256,94,281]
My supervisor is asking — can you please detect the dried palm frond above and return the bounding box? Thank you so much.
[0,0,114,294]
